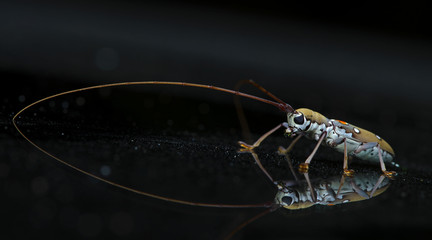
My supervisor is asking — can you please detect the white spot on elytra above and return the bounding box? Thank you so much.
[376,135,381,140]
[354,128,360,134]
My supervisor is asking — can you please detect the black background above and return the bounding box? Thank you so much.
[2,1,432,239]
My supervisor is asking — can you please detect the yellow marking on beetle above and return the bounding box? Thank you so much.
[295,108,329,126]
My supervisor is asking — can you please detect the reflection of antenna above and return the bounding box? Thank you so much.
[12,81,285,209]
[224,207,276,240]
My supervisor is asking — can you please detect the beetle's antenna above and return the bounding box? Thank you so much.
[12,81,286,209]
[224,207,277,240]
[13,117,270,208]
[246,80,295,113]
[12,81,286,113]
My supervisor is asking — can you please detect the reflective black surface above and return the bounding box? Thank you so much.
[2,1,432,239]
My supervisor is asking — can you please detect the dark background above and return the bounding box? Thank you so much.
[1,1,432,239]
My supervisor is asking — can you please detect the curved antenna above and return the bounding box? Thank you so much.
[12,81,285,113]
[247,80,295,113]
[12,81,282,208]
[224,207,278,240]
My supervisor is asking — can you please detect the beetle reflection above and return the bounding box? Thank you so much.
[245,149,391,211]
[224,150,393,239]
[274,171,389,210]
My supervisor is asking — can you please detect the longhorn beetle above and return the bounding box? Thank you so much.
[13,80,397,183]
[237,80,397,178]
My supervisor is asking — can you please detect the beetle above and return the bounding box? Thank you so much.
[237,80,397,178]
[275,167,390,209]
[13,80,397,180]
[222,149,392,239]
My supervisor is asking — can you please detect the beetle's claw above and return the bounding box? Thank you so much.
[383,170,397,179]
[343,169,355,177]
[277,146,288,155]
[298,163,309,173]
[238,141,255,152]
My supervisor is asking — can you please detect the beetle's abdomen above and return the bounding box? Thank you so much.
[325,119,394,163]
[353,145,394,163]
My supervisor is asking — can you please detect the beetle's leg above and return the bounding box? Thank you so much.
[299,132,327,173]
[354,142,378,153]
[336,174,346,197]
[325,183,337,201]
[377,144,397,179]
[278,135,302,180]
[343,139,355,177]
[349,178,370,199]
[355,142,397,179]
[369,174,386,198]
[277,135,303,181]
[278,134,303,155]
[302,172,317,202]
[238,123,285,151]
[248,150,275,183]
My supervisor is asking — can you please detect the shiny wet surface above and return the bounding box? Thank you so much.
[3,79,432,239]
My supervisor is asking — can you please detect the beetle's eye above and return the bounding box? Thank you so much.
[294,114,304,125]
[281,196,293,205]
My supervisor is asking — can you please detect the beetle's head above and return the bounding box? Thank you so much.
[274,184,300,209]
[285,110,310,136]
[274,182,306,209]
[275,181,317,210]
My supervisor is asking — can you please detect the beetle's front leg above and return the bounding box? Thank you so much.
[277,134,302,155]
[238,123,285,151]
